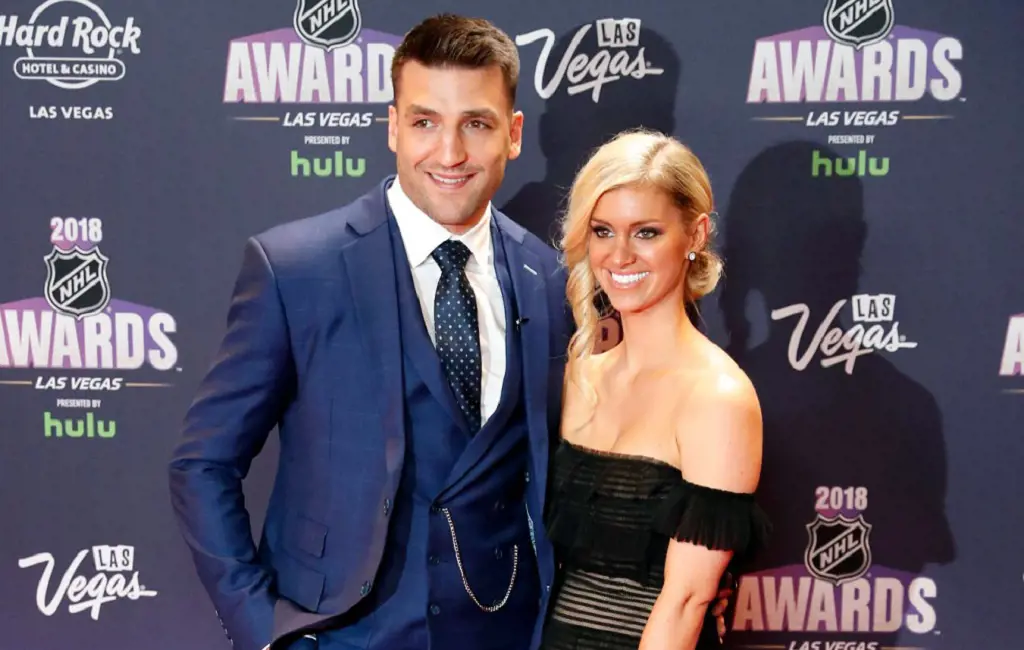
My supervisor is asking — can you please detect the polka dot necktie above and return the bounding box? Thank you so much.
[432,239,482,432]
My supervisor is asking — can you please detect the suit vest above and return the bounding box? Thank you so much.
[317,203,540,649]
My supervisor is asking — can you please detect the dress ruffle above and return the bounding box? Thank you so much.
[544,442,771,583]
[538,441,772,650]
[652,481,773,557]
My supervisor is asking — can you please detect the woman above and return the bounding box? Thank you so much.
[540,129,770,650]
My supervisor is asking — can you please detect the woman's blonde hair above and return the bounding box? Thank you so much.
[559,128,722,372]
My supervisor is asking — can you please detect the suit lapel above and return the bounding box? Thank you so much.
[494,213,551,509]
[340,185,405,465]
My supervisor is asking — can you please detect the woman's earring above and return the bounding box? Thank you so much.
[687,251,696,261]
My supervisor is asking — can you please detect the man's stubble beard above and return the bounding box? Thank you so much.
[407,173,495,229]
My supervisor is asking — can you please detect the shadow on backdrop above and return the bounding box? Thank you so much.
[501,24,681,353]
[718,141,955,647]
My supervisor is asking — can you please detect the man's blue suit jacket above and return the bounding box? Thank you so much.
[168,177,573,650]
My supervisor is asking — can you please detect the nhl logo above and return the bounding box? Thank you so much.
[293,0,363,51]
[804,513,873,585]
[823,0,894,49]
[43,246,111,319]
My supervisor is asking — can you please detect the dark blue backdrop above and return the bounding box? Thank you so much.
[1,0,1022,648]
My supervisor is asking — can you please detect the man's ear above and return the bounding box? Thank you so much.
[387,105,398,153]
[508,110,524,160]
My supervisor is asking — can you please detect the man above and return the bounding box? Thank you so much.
[169,14,729,650]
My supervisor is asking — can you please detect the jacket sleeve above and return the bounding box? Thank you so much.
[168,236,297,650]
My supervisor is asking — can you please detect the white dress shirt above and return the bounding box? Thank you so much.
[387,178,507,425]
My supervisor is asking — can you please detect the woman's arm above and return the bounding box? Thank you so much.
[639,372,764,650]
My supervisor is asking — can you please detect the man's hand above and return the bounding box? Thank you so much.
[712,572,736,643]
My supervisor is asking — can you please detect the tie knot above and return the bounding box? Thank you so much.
[432,239,472,274]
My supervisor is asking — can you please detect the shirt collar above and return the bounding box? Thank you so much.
[387,176,494,270]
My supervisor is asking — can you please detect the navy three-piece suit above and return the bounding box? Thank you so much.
[169,177,573,650]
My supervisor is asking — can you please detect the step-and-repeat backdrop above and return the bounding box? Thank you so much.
[1,0,1021,648]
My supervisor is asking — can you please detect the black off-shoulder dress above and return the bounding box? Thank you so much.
[539,440,771,650]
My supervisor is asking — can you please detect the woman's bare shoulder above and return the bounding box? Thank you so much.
[675,342,763,493]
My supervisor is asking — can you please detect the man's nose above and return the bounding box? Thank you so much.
[436,129,468,168]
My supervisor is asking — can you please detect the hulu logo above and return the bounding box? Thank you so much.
[290,150,366,178]
[812,149,890,177]
[44,411,116,438]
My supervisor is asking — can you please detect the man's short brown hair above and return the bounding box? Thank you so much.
[391,14,520,107]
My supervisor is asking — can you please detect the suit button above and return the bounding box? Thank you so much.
[383,498,391,516]
[494,547,504,560]
[429,554,440,565]
[493,500,505,511]
[360,581,372,596]
[430,604,441,616]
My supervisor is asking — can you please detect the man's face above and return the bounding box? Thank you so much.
[388,60,523,233]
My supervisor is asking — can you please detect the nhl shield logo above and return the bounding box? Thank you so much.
[293,0,363,51]
[804,513,873,585]
[823,0,894,49]
[44,246,111,319]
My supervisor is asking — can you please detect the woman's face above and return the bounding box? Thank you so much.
[588,185,700,316]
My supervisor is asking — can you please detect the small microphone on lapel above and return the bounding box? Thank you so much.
[515,316,530,330]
